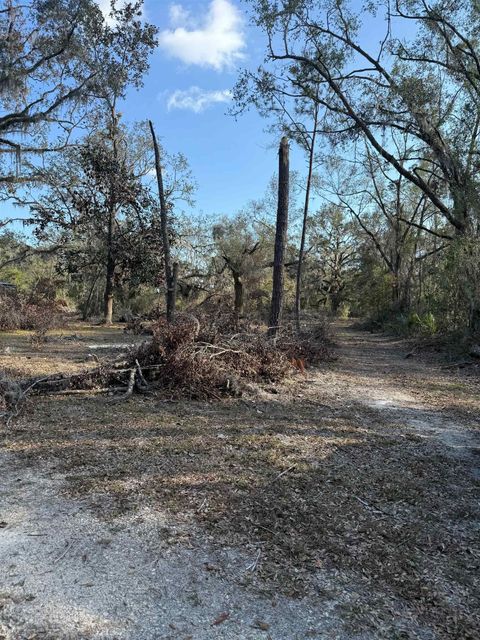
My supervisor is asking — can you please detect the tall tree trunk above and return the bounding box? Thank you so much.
[268,136,290,338]
[104,186,115,325]
[170,262,178,323]
[103,106,119,325]
[232,271,244,327]
[295,106,318,334]
[104,261,114,325]
[83,272,100,321]
[149,120,175,322]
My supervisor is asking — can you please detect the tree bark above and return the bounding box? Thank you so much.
[232,271,244,326]
[103,192,115,325]
[268,136,289,338]
[103,107,119,325]
[83,272,100,321]
[295,106,318,334]
[104,182,115,325]
[149,120,175,322]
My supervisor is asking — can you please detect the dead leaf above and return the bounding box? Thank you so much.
[212,612,230,626]
[254,620,270,631]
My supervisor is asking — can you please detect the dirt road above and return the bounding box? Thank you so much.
[1,322,479,639]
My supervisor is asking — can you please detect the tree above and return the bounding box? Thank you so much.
[268,136,289,337]
[29,119,195,323]
[307,205,357,314]
[0,0,157,189]
[233,69,322,333]
[248,0,480,328]
[31,122,159,323]
[149,120,176,322]
[212,214,267,325]
[324,141,448,314]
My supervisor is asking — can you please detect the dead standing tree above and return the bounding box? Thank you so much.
[268,136,289,338]
[149,120,177,322]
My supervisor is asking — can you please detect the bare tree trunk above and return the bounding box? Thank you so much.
[295,107,318,335]
[103,202,115,325]
[232,271,244,327]
[83,272,100,321]
[103,106,119,325]
[104,189,116,325]
[268,137,289,338]
[149,120,175,322]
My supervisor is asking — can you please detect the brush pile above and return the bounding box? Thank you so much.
[125,314,332,398]
[1,314,333,422]
[0,292,64,332]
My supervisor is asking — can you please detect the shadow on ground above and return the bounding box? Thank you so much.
[2,379,479,638]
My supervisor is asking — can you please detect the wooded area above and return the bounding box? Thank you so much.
[1,0,479,340]
[0,1,479,639]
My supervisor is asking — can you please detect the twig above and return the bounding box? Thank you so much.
[245,549,261,572]
[135,359,149,385]
[440,361,475,369]
[46,386,126,396]
[53,540,76,564]
[264,464,296,487]
[208,348,244,359]
[112,368,135,402]
[5,375,53,426]
[353,495,399,520]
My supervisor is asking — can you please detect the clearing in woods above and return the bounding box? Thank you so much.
[0,321,479,639]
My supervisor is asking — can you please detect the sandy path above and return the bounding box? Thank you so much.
[1,321,478,639]
[0,453,335,640]
[316,322,480,457]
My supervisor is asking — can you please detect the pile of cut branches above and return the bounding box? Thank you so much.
[0,314,333,423]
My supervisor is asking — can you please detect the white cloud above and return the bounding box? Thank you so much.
[169,4,191,27]
[159,0,245,71]
[167,86,232,113]
[96,0,146,26]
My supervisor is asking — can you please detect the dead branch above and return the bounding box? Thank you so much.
[114,368,135,402]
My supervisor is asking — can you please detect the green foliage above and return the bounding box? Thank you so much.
[407,312,438,337]
[0,0,157,190]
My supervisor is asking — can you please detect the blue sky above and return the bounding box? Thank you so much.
[101,0,410,220]
[115,0,282,218]
[4,0,409,230]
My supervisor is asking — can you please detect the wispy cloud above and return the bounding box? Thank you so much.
[166,86,232,113]
[159,0,245,71]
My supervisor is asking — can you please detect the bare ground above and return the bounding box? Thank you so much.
[0,321,479,639]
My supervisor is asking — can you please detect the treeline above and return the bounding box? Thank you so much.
[1,0,479,338]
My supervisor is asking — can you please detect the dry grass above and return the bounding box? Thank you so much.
[0,322,138,379]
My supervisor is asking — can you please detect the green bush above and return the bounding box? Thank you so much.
[407,312,438,337]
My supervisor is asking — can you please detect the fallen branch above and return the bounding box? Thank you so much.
[4,375,56,426]
[264,464,296,487]
[353,495,401,521]
[440,361,475,369]
[135,359,149,391]
[47,386,127,396]
[114,368,135,402]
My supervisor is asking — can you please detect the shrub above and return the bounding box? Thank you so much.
[0,292,64,337]
[407,312,438,337]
